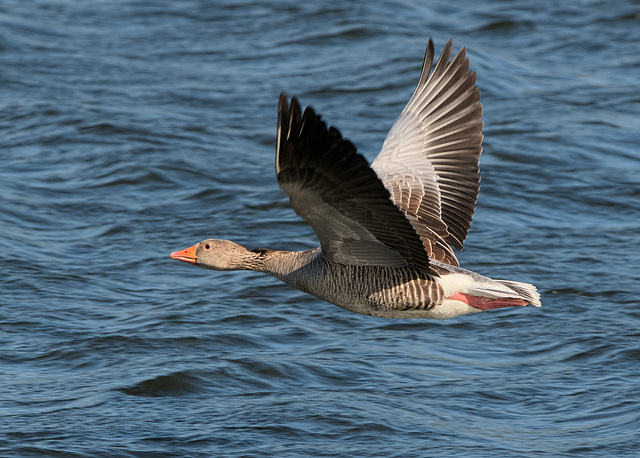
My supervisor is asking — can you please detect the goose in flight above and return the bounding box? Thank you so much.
[170,39,541,319]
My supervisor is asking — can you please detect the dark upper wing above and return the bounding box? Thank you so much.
[371,39,483,266]
[276,93,435,275]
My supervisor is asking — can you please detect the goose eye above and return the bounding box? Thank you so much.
[204,243,211,250]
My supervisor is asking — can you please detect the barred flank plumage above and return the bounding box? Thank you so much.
[257,248,445,318]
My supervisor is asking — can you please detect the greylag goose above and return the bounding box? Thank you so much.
[170,39,541,319]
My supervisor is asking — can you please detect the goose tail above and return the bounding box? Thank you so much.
[435,262,542,310]
[492,279,542,307]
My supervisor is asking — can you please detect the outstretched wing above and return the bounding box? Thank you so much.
[276,94,435,276]
[371,39,483,266]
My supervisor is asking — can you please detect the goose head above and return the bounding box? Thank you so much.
[170,239,253,271]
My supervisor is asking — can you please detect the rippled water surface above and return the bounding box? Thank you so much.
[2,0,640,456]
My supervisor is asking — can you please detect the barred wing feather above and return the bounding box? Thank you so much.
[372,39,483,266]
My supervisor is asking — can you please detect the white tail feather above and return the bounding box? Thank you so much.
[495,280,541,307]
[437,268,542,307]
[466,280,541,307]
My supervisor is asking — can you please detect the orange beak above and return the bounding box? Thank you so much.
[169,244,198,264]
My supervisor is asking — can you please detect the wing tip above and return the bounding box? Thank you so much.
[276,93,289,174]
[277,93,302,127]
[421,38,435,83]
[277,93,305,173]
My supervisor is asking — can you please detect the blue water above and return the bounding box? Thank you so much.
[2,0,640,456]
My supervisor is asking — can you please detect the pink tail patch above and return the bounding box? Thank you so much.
[450,292,528,310]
